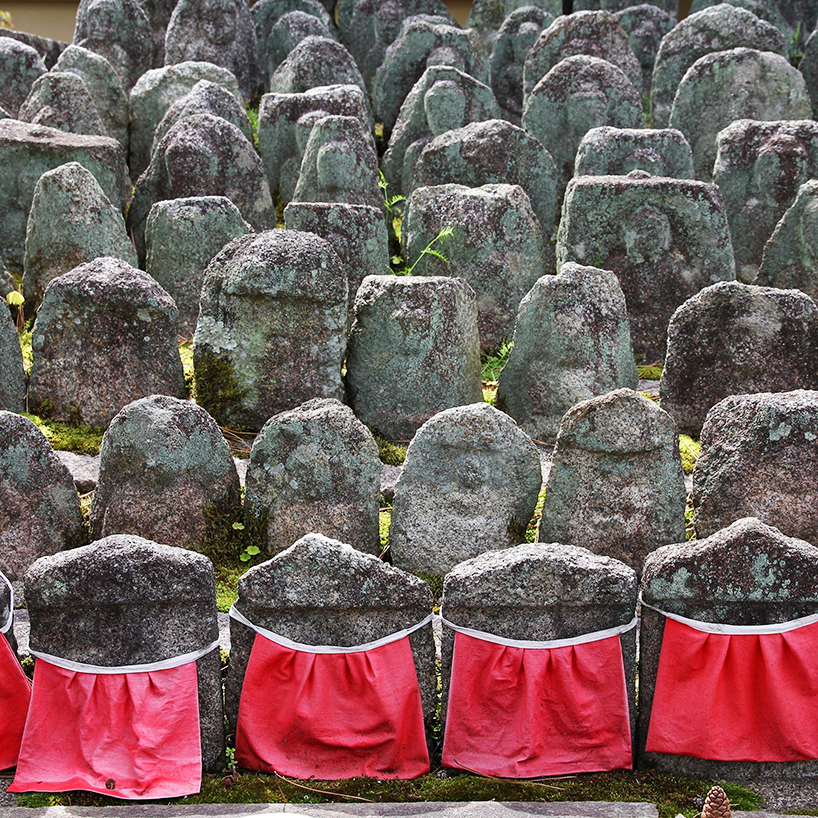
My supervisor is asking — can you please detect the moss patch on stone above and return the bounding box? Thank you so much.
[679,434,701,475]
[23,412,105,455]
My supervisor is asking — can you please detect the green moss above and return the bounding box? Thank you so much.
[525,487,547,543]
[13,770,760,817]
[18,324,32,375]
[215,565,242,613]
[246,106,259,150]
[415,572,444,601]
[679,434,700,475]
[23,412,105,455]
[374,433,408,465]
[179,339,195,397]
[193,352,250,432]
[379,507,391,551]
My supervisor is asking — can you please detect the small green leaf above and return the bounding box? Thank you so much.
[231,521,245,530]
[239,553,251,562]
[246,545,260,556]
[6,291,24,307]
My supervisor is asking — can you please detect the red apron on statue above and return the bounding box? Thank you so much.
[0,573,31,769]
[645,603,818,762]
[9,639,219,799]
[441,616,635,778]
[231,606,431,780]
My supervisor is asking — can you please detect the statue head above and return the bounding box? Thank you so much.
[424,79,467,137]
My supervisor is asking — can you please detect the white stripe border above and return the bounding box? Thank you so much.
[30,639,220,674]
[640,597,818,635]
[440,614,637,649]
[229,605,433,654]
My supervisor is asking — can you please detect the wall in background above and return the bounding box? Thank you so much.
[4,1,78,42]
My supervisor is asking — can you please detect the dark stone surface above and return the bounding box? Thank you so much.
[244,398,382,556]
[403,182,548,352]
[24,534,223,772]
[0,411,84,580]
[164,0,258,99]
[557,172,735,360]
[225,533,435,745]
[0,37,46,117]
[650,4,789,129]
[660,281,818,437]
[90,395,242,552]
[265,10,334,80]
[0,119,129,271]
[440,543,638,736]
[28,257,186,428]
[345,275,483,441]
[18,71,107,137]
[373,15,488,138]
[258,84,370,206]
[614,4,675,99]
[412,118,558,244]
[0,306,25,413]
[497,263,638,443]
[522,11,642,100]
[389,403,542,574]
[128,113,273,262]
[539,389,687,572]
[639,517,818,777]
[193,230,346,432]
[692,390,818,543]
[0,29,67,71]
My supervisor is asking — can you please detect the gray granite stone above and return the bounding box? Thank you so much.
[650,5,788,130]
[403,182,548,352]
[164,0,258,100]
[0,38,46,117]
[265,10,335,79]
[244,398,381,557]
[283,202,389,313]
[345,275,483,441]
[692,390,818,543]
[18,71,107,137]
[373,16,489,138]
[24,534,223,772]
[258,85,370,206]
[28,257,186,428]
[137,0,179,66]
[0,119,130,271]
[522,11,642,101]
[268,36,368,105]
[522,55,643,198]
[225,533,436,745]
[150,79,253,158]
[757,179,818,298]
[660,281,818,437]
[0,29,67,71]
[145,195,252,335]
[440,543,638,736]
[489,7,553,124]
[90,395,242,552]
[54,44,130,149]
[128,113,274,263]
[669,47,812,181]
[574,126,694,179]
[690,0,791,35]
[714,121,818,283]
[497,263,638,444]
[467,0,560,46]
[639,516,818,778]
[338,0,455,91]
[56,451,100,494]
[193,230,346,432]
[74,0,153,93]
[252,0,334,88]
[23,161,137,313]
[382,65,501,198]
[0,306,25,413]
[293,114,380,208]
[614,4,675,98]
[411,119,558,248]
[128,60,243,182]
[0,411,84,580]
[539,388,687,571]
[556,172,735,360]
[389,403,542,574]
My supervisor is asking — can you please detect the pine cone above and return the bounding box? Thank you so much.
[702,785,732,818]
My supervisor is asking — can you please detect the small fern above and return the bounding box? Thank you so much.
[404,225,454,275]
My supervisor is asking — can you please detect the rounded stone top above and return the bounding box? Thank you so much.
[101,394,237,479]
[0,410,73,488]
[702,389,818,438]
[39,256,177,313]
[24,534,215,608]
[642,516,818,605]
[204,229,346,301]
[530,53,639,101]
[130,60,242,102]
[355,273,475,303]
[443,542,637,608]
[674,279,818,317]
[238,532,433,609]
[557,388,677,453]
[147,194,251,225]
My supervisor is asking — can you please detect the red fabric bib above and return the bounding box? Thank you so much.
[442,631,632,777]
[0,636,31,769]
[10,659,202,799]
[236,632,430,779]
[646,617,818,761]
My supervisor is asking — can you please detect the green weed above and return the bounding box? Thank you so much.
[525,487,546,543]
[374,433,408,465]
[637,361,663,380]
[246,106,259,149]
[401,226,454,276]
